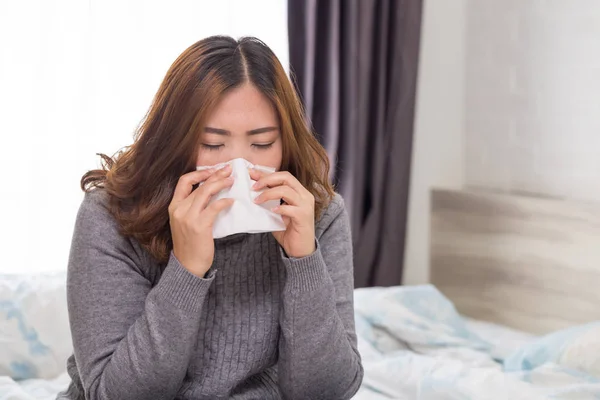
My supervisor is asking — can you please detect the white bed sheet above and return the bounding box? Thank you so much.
[0,285,591,400]
[0,372,69,400]
[352,285,600,400]
[464,317,536,361]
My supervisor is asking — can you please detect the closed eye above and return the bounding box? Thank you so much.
[252,143,274,150]
[202,144,224,151]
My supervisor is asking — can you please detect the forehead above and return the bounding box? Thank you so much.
[206,83,278,127]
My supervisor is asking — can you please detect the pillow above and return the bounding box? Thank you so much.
[0,271,71,380]
[504,321,600,378]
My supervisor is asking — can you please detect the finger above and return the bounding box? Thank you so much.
[202,163,232,184]
[182,164,232,209]
[172,169,216,203]
[255,186,301,206]
[248,168,268,182]
[200,198,235,227]
[189,175,234,212]
[271,204,300,219]
[253,171,305,194]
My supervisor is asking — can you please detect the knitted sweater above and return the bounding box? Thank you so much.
[58,188,363,400]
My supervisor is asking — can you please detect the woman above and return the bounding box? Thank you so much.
[59,36,363,400]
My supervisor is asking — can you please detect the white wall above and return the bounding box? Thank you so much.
[0,0,288,273]
[403,0,467,285]
[404,0,600,285]
[465,0,600,201]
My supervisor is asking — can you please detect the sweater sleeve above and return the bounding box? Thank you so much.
[277,195,364,400]
[66,191,214,400]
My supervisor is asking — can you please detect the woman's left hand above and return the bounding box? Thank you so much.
[250,169,316,258]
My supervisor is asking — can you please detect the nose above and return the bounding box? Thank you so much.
[226,151,251,163]
[225,145,256,165]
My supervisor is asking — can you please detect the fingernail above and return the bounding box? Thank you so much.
[254,196,261,203]
[271,206,279,212]
[253,182,261,190]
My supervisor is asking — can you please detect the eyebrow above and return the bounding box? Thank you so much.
[204,126,279,136]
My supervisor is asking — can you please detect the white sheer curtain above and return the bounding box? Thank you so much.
[0,0,288,273]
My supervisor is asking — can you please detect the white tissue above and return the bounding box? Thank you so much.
[196,158,286,239]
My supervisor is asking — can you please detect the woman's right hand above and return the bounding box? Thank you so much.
[168,164,234,278]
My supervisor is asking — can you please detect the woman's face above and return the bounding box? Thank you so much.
[196,83,283,169]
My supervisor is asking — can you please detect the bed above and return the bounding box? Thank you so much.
[0,373,70,400]
[0,272,72,400]
[353,189,600,399]
[2,189,600,399]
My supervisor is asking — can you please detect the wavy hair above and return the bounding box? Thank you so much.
[81,36,334,264]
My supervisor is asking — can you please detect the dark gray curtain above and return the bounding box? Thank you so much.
[288,0,423,287]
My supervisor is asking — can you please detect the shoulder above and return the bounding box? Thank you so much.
[72,188,156,277]
[74,188,140,258]
[75,188,118,232]
[315,193,349,239]
[79,187,110,211]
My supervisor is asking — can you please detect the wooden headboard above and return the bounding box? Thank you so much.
[430,188,600,335]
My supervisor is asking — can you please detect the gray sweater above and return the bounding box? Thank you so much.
[59,189,363,400]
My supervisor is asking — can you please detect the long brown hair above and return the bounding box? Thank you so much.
[82,36,334,264]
